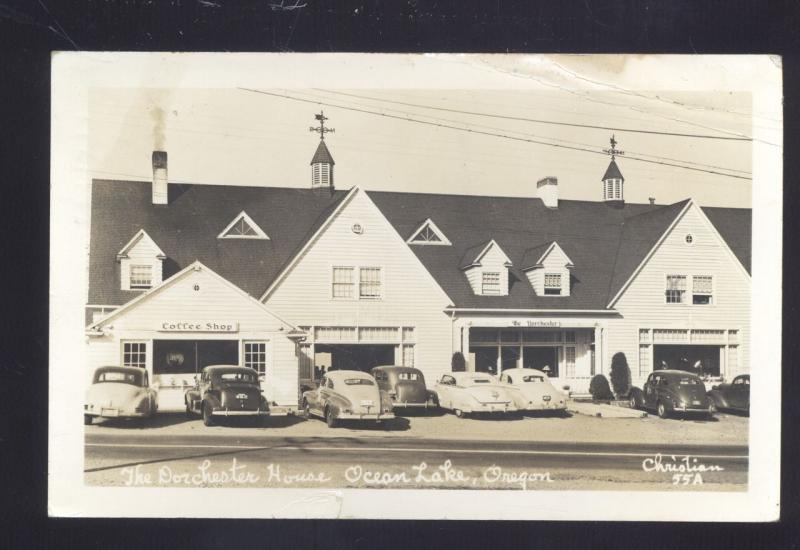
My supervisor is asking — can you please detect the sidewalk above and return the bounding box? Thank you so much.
[567,401,647,419]
[85,406,748,447]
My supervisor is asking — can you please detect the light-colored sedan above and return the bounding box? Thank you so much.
[302,370,395,428]
[498,368,567,413]
[84,366,158,425]
[434,372,518,418]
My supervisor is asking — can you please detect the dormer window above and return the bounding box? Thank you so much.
[129,265,153,290]
[117,229,165,291]
[218,211,269,240]
[407,219,451,246]
[460,240,512,296]
[544,273,562,295]
[522,242,574,297]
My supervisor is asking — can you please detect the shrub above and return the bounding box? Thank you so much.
[451,352,466,372]
[589,374,613,401]
[609,352,632,398]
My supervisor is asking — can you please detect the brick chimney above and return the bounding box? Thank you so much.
[152,151,168,205]
[536,176,558,209]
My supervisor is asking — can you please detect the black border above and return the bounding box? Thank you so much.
[1,0,799,548]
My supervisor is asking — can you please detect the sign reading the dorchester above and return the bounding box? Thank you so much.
[159,321,239,332]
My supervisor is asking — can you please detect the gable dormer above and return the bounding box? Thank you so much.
[218,211,269,240]
[117,229,166,291]
[460,240,512,296]
[522,241,574,297]
[407,218,451,246]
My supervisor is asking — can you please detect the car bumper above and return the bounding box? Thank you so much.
[521,402,567,411]
[465,403,516,413]
[85,408,148,418]
[211,409,270,417]
[673,404,713,413]
[392,401,436,409]
[336,411,395,421]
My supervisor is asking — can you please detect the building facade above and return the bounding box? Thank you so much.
[86,135,751,407]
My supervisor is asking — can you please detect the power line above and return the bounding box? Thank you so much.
[314,89,753,142]
[238,88,752,181]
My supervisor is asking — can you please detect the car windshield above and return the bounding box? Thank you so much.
[217,372,256,383]
[678,377,702,386]
[521,375,545,383]
[344,378,375,386]
[398,372,419,381]
[94,369,142,385]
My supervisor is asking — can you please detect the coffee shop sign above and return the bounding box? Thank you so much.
[159,321,239,333]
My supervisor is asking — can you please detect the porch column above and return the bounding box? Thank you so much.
[594,325,603,376]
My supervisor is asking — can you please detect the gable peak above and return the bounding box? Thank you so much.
[218,211,269,240]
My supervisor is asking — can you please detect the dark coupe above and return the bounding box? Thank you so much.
[185,365,269,426]
[371,365,437,410]
[630,369,714,419]
[707,374,750,413]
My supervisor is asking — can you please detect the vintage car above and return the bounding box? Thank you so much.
[631,369,714,419]
[302,370,395,428]
[371,365,437,410]
[84,366,158,425]
[434,372,518,418]
[498,368,567,413]
[184,365,269,426]
[707,374,750,413]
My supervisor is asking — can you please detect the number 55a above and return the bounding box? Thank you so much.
[673,473,703,485]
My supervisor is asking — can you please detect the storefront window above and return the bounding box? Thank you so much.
[402,344,415,367]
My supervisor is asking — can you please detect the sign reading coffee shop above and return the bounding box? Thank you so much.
[158,320,239,333]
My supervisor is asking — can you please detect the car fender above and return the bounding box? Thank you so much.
[707,390,729,409]
[203,392,222,409]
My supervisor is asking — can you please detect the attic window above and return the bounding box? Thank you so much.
[218,212,269,240]
[544,273,562,295]
[129,265,152,290]
[407,219,451,246]
[481,272,501,295]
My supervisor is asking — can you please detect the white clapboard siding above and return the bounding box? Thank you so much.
[264,189,455,387]
[85,336,118,382]
[607,203,750,384]
[120,231,164,290]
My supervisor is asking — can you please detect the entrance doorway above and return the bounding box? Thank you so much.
[314,344,395,376]
[523,347,559,377]
[153,340,239,375]
[654,345,721,377]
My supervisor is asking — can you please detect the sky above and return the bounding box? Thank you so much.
[88,85,759,208]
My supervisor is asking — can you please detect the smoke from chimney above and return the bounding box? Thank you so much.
[150,105,166,151]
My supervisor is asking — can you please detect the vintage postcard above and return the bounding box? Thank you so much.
[49,53,781,520]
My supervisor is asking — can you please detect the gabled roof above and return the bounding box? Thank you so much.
[459,239,512,270]
[310,140,335,165]
[602,158,624,181]
[521,241,574,271]
[116,229,165,260]
[407,218,452,245]
[89,180,347,305]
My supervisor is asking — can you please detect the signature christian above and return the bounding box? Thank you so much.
[641,454,724,486]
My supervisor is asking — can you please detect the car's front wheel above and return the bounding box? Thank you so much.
[325,407,338,428]
[202,403,214,426]
[657,401,669,419]
[84,414,92,426]
[185,401,194,419]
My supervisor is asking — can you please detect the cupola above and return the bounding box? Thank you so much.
[601,135,625,206]
[309,111,335,192]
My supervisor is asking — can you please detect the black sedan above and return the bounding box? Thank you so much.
[630,370,714,419]
[707,374,750,414]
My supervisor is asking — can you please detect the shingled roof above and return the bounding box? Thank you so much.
[310,140,335,165]
[602,158,624,181]
[88,180,751,311]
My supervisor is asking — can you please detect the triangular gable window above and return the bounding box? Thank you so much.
[407,219,451,246]
[218,212,269,240]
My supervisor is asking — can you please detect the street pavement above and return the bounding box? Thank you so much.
[86,415,749,491]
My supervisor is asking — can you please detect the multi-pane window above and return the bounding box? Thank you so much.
[544,273,562,295]
[692,275,714,305]
[565,347,576,377]
[402,345,415,367]
[129,265,152,289]
[332,267,354,298]
[244,342,267,375]
[665,275,687,304]
[359,267,382,299]
[481,272,501,295]
[727,345,739,372]
[639,345,651,377]
[122,342,147,368]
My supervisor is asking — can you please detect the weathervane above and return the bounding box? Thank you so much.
[309,110,335,140]
[603,134,625,160]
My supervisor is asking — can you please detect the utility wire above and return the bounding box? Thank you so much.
[314,88,753,142]
[238,88,752,181]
